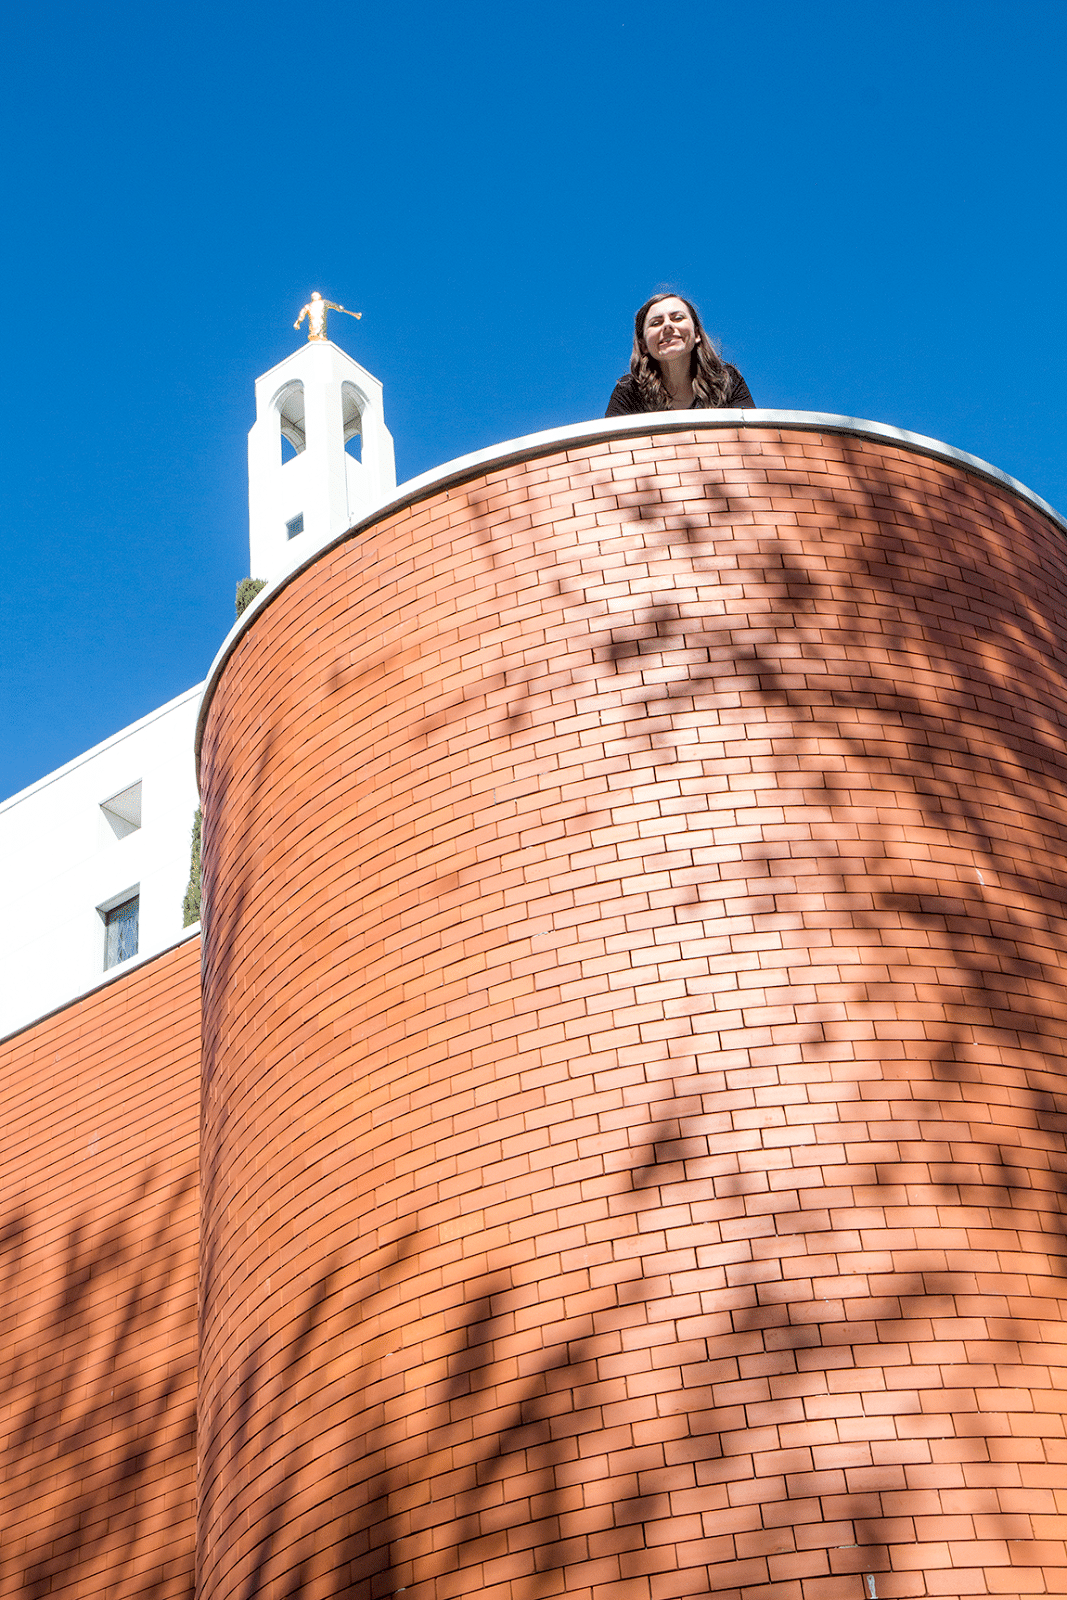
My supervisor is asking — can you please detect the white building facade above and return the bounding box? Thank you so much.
[0,332,397,1041]
[0,687,202,1037]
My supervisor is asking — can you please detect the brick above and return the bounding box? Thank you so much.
[0,938,200,1600]
[189,429,1067,1600]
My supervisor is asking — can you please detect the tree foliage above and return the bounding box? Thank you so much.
[182,807,202,927]
[235,578,267,618]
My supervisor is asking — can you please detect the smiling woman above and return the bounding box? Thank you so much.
[606,291,753,414]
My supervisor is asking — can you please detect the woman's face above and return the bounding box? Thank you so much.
[641,298,698,364]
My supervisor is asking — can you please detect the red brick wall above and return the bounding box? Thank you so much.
[199,427,1067,1600]
[0,936,201,1600]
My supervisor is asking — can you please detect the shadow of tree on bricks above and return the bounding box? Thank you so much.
[371,443,1067,1594]
[193,1224,594,1600]
[199,442,1067,1600]
[0,1169,197,1600]
[339,446,1067,1597]
[553,436,1067,1595]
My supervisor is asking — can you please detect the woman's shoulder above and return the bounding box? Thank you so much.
[605,374,644,417]
[722,363,754,407]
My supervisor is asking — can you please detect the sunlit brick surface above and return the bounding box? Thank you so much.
[0,937,200,1600]
[199,427,1067,1600]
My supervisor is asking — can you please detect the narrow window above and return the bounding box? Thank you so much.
[341,382,363,463]
[277,382,306,463]
[286,513,304,539]
[104,896,139,970]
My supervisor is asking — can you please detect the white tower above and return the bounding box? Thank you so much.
[247,338,396,584]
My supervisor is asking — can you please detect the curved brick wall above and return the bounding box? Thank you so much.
[199,425,1067,1600]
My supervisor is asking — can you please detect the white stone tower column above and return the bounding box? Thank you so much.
[247,339,396,584]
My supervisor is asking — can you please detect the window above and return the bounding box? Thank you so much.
[286,513,304,539]
[277,381,306,463]
[100,780,142,839]
[341,382,363,462]
[102,894,139,970]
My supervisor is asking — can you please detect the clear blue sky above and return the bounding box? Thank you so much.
[2,0,1064,800]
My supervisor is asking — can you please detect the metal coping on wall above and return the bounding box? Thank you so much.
[194,409,1067,787]
[0,922,201,1049]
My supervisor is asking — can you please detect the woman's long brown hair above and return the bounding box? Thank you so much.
[630,292,732,409]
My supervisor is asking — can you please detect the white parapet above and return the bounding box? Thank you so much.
[247,339,396,585]
[0,686,203,1040]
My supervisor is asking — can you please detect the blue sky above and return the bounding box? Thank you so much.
[2,0,1065,800]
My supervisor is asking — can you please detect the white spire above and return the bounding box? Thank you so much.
[247,338,396,584]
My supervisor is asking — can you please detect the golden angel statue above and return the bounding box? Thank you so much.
[294,291,362,342]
